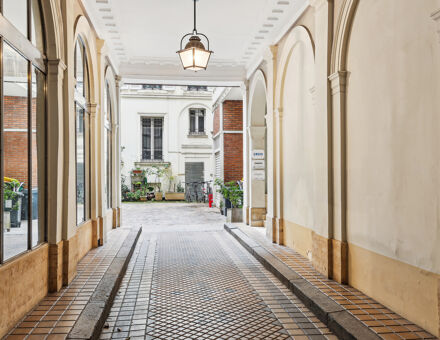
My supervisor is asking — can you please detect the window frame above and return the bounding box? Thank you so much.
[189,108,206,135]
[0,0,47,264]
[74,37,91,226]
[141,117,164,162]
[104,81,112,210]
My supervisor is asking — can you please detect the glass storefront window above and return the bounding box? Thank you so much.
[74,38,90,225]
[31,66,45,247]
[0,0,46,263]
[3,43,29,260]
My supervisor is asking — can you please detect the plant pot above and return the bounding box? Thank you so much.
[10,196,22,228]
[155,192,163,201]
[165,192,185,201]
[132,170,143,175]
[3,211,11,231]
[227,207,243,223]
[140,196,148,201]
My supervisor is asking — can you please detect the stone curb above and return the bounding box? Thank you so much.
[67,226,142,340]
[224,223,381,340]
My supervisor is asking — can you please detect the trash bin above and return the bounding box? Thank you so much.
[22,188,38,220]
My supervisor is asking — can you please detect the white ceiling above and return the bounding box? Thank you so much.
[82,0,309,83]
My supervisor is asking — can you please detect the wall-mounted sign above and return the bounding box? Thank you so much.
[252,149,265,160]
[252,170,265,181]
[252,160,265,170]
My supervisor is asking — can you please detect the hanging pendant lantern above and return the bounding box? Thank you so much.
[177,0,213,71]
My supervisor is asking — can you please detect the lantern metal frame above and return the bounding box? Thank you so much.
[177,0,213,71]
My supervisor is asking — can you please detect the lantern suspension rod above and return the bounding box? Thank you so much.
[193,0,197,33]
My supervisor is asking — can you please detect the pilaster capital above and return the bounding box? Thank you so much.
[309,0,328,11]
[87,103,98,117]
[329,71,349,95]
[275,107,283,119]
[47,59,66,76]
[115,75,123,85]
[432,9,440,44]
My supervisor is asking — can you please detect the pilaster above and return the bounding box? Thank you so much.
[263,45,278,243]
[329,71,349,283]
[47,59,66,292]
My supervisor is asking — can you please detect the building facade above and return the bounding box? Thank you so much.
[212,88,244,206]
[243,1,440,336]
[0,0,439,338]
[0,1,121,336]
[121,85,214,197]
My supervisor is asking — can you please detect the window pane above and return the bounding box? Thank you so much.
[3,0,28,37]
[154,119,163,160]
[189,111,195,133]
[76,105,85,224]
[142,118,151,160]
[31,0,44,52]
[75,41,84,96]
[31,66,45,247]
[198,112,205,133]
[3,43,29,259]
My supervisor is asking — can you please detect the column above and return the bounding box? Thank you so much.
[47,59,66,292]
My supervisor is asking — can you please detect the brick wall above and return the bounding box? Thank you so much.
[213,106,220,136]
[223,133,243,183]
[223,100,243,131]
[3,96,38,188]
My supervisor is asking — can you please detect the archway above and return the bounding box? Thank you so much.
[247,70,268,227]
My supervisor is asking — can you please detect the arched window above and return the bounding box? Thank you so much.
[104,81,112,210]
[0,0,46,262]
[74,38,90,225]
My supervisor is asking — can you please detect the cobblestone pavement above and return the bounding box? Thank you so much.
[238,224,438,340]
[4,227,131,340]
[101,203,337,339]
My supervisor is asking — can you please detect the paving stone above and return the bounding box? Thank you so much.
[101,203,335,339]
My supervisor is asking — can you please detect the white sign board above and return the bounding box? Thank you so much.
[252,149,265,160]
[252,170,265,181]
[252,160,265,170]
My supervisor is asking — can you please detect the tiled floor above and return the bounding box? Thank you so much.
[238,224,438,340]
[3,227,131,340]
[100,203,337,339]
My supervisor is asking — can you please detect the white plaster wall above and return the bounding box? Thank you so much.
[120,89,214,189]
[346,0,440,274]
[281,38,328,236]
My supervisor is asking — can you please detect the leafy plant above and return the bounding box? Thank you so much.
[4,178,24,210]
[176,183,184,193]
[214,179,243,208]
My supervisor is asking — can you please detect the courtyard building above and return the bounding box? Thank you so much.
[120,84,215,201]
[0,0,439,339]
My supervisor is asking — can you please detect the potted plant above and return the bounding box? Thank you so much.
[4,178,24,229]
[215,179,243,222]
[151,165,168,201]
[164,170,185,201]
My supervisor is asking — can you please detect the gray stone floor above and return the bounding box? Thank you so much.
[101,203,336,339]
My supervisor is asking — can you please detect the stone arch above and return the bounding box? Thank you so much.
[41,0,64,61]
[177,102,212,143]
[73,15,99,105]
[273,25,318,253]
[275,25,315,111]
[330,0,359,73]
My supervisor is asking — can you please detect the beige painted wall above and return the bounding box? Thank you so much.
[346,0,440,275]
[280,29,328,242]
